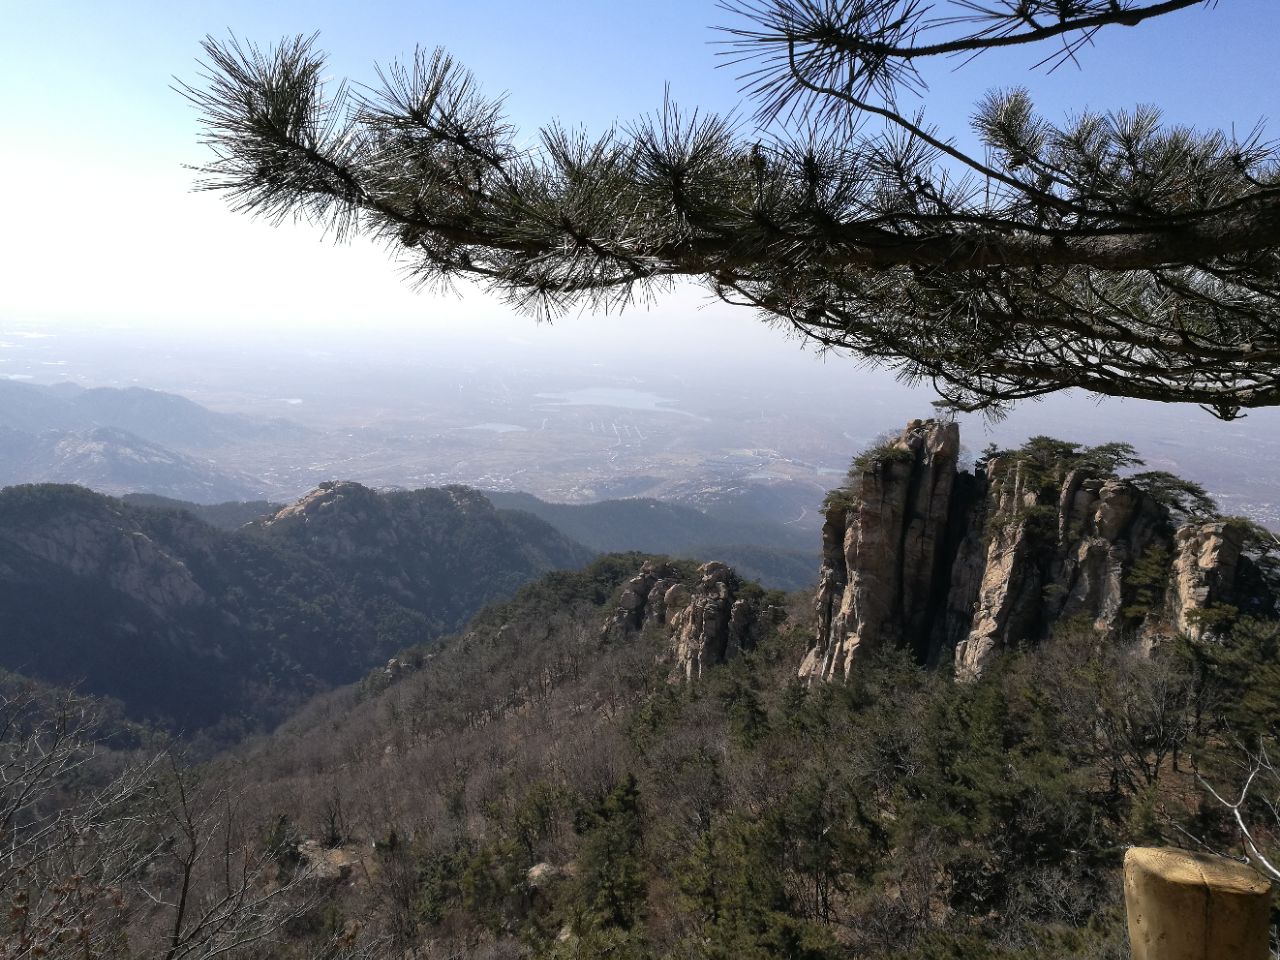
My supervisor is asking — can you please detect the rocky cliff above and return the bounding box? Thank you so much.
[803,420,1263,682]
[603,559,767,679]
[802,419,963,680]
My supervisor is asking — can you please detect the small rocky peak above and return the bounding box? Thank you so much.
[603,560,767,682]
[261,481,376,527]
[258,482,398,560]
[668,561,759,682]
[603,560,685,634]
[440,484,495,516]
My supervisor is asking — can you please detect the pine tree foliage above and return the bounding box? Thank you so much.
[181,2,1280,419]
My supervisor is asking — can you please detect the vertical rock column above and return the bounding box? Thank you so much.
[1164,522,1245,641]
[669,562,753,681]
[800,419,960,681]
[953,456,1043,680]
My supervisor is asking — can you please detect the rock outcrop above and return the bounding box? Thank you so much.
[604,560,762,680]
[804,420,1261,683]
[668,562,757,681]
[950,462,1170,679]
[1165,522,1246,642]
[603,560,685,634]
[802,419,961,680]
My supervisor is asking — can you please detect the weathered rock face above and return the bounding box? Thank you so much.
[668,562,757,681]
[950,462,1169,680]
[1164,522,1245,642]
[801,419,961,680]
[603,560,761,680]
[805,420,1259,683]
[5,508,207,612]
[602,560,684,634]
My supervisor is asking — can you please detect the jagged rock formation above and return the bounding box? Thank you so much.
[604,559,761,679]
[604,560,685,633]
[951,461,1170,679]
[804,420,1260,682]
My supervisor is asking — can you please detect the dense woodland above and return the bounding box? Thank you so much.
[11,549,1273,959]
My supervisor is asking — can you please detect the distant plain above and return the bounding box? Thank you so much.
[4,312,1280,532]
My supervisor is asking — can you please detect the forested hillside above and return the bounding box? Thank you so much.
[0,482,590,737]
[208,547,1280,959]
[122,492,281,528]
[5,432,1279,959]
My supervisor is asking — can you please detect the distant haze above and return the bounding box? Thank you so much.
[3,314,1280,530]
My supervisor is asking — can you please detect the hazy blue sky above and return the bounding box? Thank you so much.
[2,1,1278,344]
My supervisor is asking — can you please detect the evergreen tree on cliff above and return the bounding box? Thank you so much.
[183,1,1280,420]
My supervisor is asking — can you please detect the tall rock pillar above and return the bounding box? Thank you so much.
[801,419,960,681]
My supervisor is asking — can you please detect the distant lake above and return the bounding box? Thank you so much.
[536,387,700,417]
[464,422,527,433]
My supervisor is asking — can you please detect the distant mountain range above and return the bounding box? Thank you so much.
[0,379,308,449]
[0,380,307,502]
[485,490,816,589]
[112,488,820,591]
[0,425,266,503]
[0,481,591,737]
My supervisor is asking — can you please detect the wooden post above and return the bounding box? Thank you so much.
[1124,846,1273,960]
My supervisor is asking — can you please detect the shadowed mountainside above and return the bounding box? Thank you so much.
[485,490,816,590]
[0,481,591,737]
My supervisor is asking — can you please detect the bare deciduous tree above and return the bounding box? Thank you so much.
[1197,738,1280,882]
[0,688,319,959]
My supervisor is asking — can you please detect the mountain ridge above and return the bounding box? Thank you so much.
[0,380,311,502]
[0,480,592,737]
[484,489,815,589]
[0,379,308,449]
